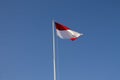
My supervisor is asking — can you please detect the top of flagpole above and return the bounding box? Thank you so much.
[52,19,55,23]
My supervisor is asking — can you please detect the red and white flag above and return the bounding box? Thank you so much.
[55,22,83,41]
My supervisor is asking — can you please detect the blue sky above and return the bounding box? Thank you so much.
[0,0,120,80]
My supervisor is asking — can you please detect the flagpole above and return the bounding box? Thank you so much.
[52,20,57,80]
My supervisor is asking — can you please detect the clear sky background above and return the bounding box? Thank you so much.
[0,0,120,80]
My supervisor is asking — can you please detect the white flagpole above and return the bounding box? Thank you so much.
[52,20,57,80]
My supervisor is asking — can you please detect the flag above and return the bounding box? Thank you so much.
[55,22,83,41]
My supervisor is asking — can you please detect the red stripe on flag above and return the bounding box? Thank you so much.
[55,22,70,30]
[70,38,77,41]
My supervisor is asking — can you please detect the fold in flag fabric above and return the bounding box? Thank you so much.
[55,22,83,41]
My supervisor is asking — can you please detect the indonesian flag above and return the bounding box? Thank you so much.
[55,22,83,41]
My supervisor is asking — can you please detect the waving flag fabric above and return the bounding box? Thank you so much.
[55,22,83,41]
